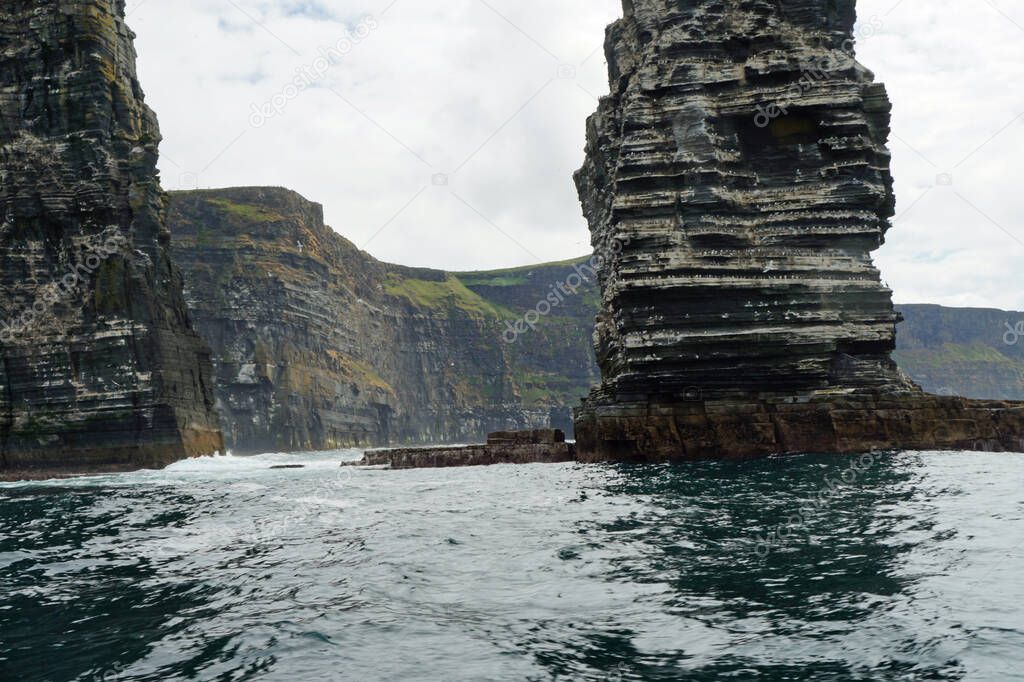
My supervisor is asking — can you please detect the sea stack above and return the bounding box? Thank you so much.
[574,0,1024,460]
[0,0,223,477]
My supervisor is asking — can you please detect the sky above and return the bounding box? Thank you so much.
[126,0,1024,309]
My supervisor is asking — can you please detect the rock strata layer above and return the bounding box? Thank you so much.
[573,0,1024,459]
[576,394,1024,462]
[0,0,224,477]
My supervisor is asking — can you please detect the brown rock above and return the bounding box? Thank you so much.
[575,393,1024,462]
[487,429,566,445]
[352,429,576,469]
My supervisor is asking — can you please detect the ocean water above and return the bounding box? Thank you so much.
[1,451,1022,682]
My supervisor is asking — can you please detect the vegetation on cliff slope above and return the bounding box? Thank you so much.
[894,304,1024,399]
[168,188,600,452]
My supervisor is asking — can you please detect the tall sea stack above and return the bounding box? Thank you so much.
[0,0,223,477]
[574,0,1024,460]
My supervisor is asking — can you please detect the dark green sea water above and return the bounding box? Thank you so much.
[1,450,1022,681]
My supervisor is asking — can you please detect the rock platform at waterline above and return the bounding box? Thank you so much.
[575,391,1024,462]
[347,430,576,469]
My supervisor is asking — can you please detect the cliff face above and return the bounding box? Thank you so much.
[167,188,599,453]
[458,260,603,416]
[0,0,224,477]
[895,305,1024,400]
[577,0,905,400]
[572,0,1024,460]
[164,185,1024,454]
[2,1,1013,470]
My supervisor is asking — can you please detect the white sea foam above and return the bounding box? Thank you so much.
[165,449,365,473]
[0,448,367,488]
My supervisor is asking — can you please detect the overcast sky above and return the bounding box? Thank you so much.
[127,0,1024,309]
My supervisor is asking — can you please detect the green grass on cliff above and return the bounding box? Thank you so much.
[456,256,592,288]
[512,370,590,406]
[893,342,1024,399]
[331,352,395,396]
[455,256,602,317]
[206,198,285,223]
[383,274,512,319]
[894,342,1017,370]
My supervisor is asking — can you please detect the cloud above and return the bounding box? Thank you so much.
[127,0,1024,309]
[857,0,1024,310]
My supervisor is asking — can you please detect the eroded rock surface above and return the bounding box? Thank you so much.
[576,393,1024,462]
[0,0,224,477]
[573,0,1024,459]
[168,188,599,453]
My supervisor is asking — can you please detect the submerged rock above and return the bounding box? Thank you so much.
[0,0,224,477]
[573,0,1024,460]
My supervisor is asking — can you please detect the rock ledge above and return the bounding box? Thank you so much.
[349,430,576,469]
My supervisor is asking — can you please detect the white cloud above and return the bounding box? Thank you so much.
[857,0,1024,310]
[128,0,1024,308]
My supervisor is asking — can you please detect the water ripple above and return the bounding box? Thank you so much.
[0,451,1022,680]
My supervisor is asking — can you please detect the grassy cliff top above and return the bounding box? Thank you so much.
[168,187,597,319]
[455,257,593,288]
[383,273,514,320]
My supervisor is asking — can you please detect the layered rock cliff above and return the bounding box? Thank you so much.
[164,185,1024,455]
[578,0,905,399]
[0,0,223,477]
[894,305,1024,400]
[573,0,1024,460]
[167,188,599,453]
[3,1,1016,471]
